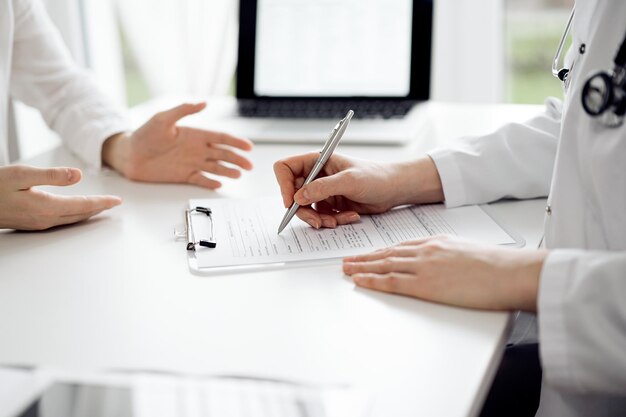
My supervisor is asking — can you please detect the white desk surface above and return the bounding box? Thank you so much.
[0,101,546,417]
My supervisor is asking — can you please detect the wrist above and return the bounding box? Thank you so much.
[508,249,548,312]
[101,132,132,177]
[391,156,444,206]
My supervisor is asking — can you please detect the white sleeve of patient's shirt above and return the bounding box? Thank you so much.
[427,98,562,208]
[9,0,129,169]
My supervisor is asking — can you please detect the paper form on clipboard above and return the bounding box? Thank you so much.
[186,197,523,274]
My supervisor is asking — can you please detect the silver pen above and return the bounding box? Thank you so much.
[277,110,354,234]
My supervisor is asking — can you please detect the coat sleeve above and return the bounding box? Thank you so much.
[538,250,626,395]
[9,0,129,169]
[427,98,562,208]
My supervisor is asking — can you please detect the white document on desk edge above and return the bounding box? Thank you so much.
[188,197,521,272]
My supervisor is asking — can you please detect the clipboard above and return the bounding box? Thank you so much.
[179,197,525,276]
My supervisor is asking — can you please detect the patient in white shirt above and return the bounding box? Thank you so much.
[0,0,253,231]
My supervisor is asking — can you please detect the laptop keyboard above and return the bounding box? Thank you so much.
[238,99,417,119]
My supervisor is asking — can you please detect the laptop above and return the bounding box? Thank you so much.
[221,0,433,145]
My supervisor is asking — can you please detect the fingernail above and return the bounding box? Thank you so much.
[348,213,360,222]
[301,189,311,203]
[110,196,122,206]
[321,218,335,228]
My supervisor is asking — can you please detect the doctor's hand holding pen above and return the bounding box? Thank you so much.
[274,152,547,312]
[0,102,253,231]
[273,152,445,228]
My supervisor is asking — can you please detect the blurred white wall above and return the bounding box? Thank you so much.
[432,0,505,103]
[116,0,238,98]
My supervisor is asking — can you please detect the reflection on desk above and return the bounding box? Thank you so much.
[8,369,367,417]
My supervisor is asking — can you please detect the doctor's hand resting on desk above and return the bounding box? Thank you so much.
[0,102,253,231]
[274,152,546,312]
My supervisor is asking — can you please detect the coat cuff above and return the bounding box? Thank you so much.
[427,147,468,208]
[538,249,578,389]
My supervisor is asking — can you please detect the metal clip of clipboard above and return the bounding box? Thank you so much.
[182,206,217,251]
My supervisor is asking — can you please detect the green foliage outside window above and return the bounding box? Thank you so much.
[506,3,573,103]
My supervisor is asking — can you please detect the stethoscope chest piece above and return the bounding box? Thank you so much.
[581,67,626,128]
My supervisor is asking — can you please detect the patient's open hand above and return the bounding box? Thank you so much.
[0,165,121,230]
[103,103,254,189]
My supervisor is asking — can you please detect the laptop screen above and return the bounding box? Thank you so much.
[237,0,432,100]
[254,0,413,97]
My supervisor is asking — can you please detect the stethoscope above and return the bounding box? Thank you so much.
[553,7,626,128]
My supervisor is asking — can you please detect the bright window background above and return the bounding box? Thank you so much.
[119,28,151,107]
[119,0,578,106]
[119,0,507,106]
[505,0,574,103]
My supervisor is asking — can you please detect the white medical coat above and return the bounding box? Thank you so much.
[0,0,128,168]
[429,1,626,415]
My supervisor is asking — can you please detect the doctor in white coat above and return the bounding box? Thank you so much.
[0,0,253,231]
[275,0,626,415]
